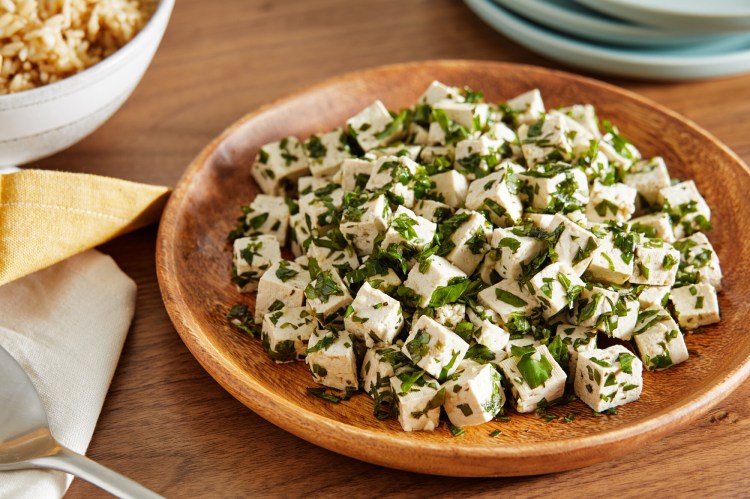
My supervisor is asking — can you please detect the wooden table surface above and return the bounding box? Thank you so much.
[38,0,749,496]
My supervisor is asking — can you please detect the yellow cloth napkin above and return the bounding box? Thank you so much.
[0,169,170,286]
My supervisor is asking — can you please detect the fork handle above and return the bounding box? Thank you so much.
[31,445,164,499]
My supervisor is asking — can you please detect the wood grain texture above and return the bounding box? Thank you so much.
[36,0,748,495]
[155,60,750,477]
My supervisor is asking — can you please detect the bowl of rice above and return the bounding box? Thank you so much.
[0,0,174,165]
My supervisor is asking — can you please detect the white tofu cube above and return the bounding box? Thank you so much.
[444,362,505,426]
[669,283,720,330]
[429,170,469,207]
[574,345,643,412]
[491,227,545,280]
[363,267,402,294]
[630,240,680,286]
[499,344,567,413]
[413,198,454,223]
[673,232,723,291]
[550,214,599,275]
[402,255,467,308]
[340,194,391,256]
[261,306,316,363]
[608,296,640,341]
[418,80,464,105]
[298,184,344,229]
[344,282,404,347]
[585,181,637,223]
[477,279,539,324]
[390,371,444,432]
[242,194,291,245]
[518,114,573,167]
[361,346,411,397]
[623,157,671,208]
[232,235,281,293]
[304,267,353,323]
[433,100,489,130]
[254,259,310,323]
[289,212,311,258]
[467,307,511,364]
[454,136,507,179]
[637,285,671,309]
[558,104,600,137]
[555,324,598,376]
[519,167,589,211]
[658,180,712,239]
[402,315,470,380]
[586,226,634,285]
[306,237,360,276]
[306,329,359,390]
[634,318,688,371]
[365,155,419,207]
[505,89,545,125]
[365,144,422,161]
[338,158,374,191]
[442,210,492,274]
[530,263,585,319]
[630,212,675,242]
[347,100,403,151]
[465,168,524,226]
[251,137,310,195]
[304,128,352,178]
[382,205,437,252]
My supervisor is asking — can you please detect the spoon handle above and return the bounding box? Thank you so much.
[31,445,164,499]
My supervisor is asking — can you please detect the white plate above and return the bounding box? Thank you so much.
[575,0,750,32]
[465,0,750,80]
[494,0,739,48]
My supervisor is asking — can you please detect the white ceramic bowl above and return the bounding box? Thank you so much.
[0,0,175,165]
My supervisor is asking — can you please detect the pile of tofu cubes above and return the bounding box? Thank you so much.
[227,81,722,432]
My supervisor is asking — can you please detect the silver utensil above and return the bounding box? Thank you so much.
[0,345,163,498]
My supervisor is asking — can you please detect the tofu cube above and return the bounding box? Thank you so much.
[518,114,573,167]
[630,240,680,286]
[251,137,310,195]
[505,89,545,125]
[658,180,711,238]
[555,324,598,376]
[586,227,634,285]
[429,170,469,207]
[402,315,470,380]
[298,185,344,229]
[465,168,524,226]
[338,158,373,191]
[418,80,464,106]
[585,181,637,223]
[420,145,455,164]
[573,285,619,328]
[304,267,353,323]
[306,238,360,276]
[444,362,505,426]
[304,128,352,178]
[402,255,467,308]
[490,227,545,280]
[365,144,422,161]
[254,259,310,323]
[574,345,643,412]
[468,307,511,364]
[289,212,312,257]
[242,194,291,245]
[344,282,404,347]
[637,285,671,309]
[347,100,403,151]
[382,205,437,253]
[261,306,316,363]
[454,136,507,179]
[630,212,675,242]
[623,157,671,209]
[442,210,492,274]
[361,346,411,397]
[550,214,599,275]
[633,306,688,370]
[673,232,723,291]
[669,283,720,330]
[530,263,585,319]
[413,199,454,223]
[363,267,402,295]
[390,371,444,432]
[608,296,640,341]
[477,279,539,324]
[365,155,419,208]
[499,345,567,413]
[518,168,589,211]
[340,194,392,256]
[232,235,281,293]
[433,100,489,130]
[558,104,600,137]
[306,329,359,390]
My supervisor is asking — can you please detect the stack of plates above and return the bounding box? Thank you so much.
[464,0,750,80]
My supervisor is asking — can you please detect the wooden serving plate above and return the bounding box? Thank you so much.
[156,60,750,476]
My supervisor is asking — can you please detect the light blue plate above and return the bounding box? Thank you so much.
[494,0,740,48]
[465,0,750,80]
[575,0,750,33]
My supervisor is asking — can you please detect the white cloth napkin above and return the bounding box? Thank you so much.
[0,249,137,498]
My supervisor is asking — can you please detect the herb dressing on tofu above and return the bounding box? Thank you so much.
[226,81,722,433]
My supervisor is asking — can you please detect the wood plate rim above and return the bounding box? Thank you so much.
[156,60,750,476]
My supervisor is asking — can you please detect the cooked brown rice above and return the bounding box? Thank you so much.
[0,0,153,95]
